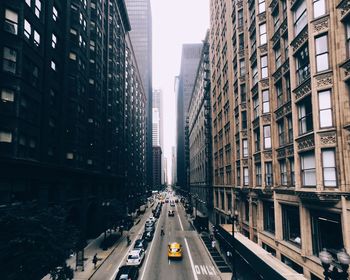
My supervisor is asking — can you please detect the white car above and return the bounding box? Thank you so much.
[126,249,145,266]
[148,216,157,223]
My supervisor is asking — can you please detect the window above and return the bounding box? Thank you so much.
[318,90,332,128]
[311,211,343,256]
[276,82,283,108]
[3,47,17,74]
[240,59,246,76]
[261,55,268,79]
[263,125,271,149]
[4,9,18,35]
[255,164,262,186]
[287,116,293,143]
[259,24,267,45]
[275,45,281,68]
[252,63,258,85]
[262,243,276,256]
[280,160,287,185]
[265,162,273,186]
[35,0,41,18]
[69,52,77,60]
[244,201,249,222]
[298,95,313,134]
[34,30,40,46]
[237,167,241,186]
[239,33,244,50]
[238,10,243,27]
[242,111,247,129]
[241,84,246,103]
[254,129,260,152]
[70,28,77,35]
[243,167,249,186]
[313,0,326,18]
[282,205,301,246]
[52,34,57,48]
[24,19,31,39]
[293,0,307,35]
[243,139,248,158]
[253,95,259,118]
[290,158,295,186]
[301,151,316,186]
[273,11,280,31]
[258,0,265,14]
[322,149,337,187]
[278,120,285,146]
[347,23,350,58]
[53,6,58,21]
[51,61,56,71]
[281,255,303,274]
[1,88,14,102]
[296,44,310,85]
[285,75,291,101]
[262,90,270,113]
[315,35,329,72]
[263,202,275,234]
[25,0,31,6]
[0,131,12,143]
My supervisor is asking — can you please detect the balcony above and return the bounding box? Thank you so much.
[340,57,350,82]
[296,132,315,152]
[337,0,350,21]
[290,26,308,54]
[293,77,311,102]
[296,191,349,204]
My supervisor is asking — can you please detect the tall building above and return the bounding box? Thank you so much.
[0,0,145,237]
[209,0,350,279]
[152,89,163,148]
[124,0,153,190]
[188,31,212,217]
[176,44,202,192]
[152,146,162,189]
[172,146,177,185]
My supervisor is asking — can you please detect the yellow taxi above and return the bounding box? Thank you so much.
[168,242,182,259]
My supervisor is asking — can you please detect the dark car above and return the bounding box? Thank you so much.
[168,210,175,217]
[134,239,148,250]
[115,265,139,280]
[144,224,155,233]
[142,230,154,241]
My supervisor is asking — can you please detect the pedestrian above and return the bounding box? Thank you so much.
[211,240,216,249]
[92,253,98,269]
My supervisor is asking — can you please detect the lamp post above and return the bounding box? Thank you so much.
[319,249,350,280]
[228,209,239,280]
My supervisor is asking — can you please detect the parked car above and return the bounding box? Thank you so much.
[134,239,148,251]
[115,265,139,280]
[126,249,145,266]
[145,220,155,228]
[142,230,154,241]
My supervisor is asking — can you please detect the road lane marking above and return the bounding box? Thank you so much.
[184,238,199,280]
[194,265,217,276]
[140,209,161,280]
[176,204,184,231]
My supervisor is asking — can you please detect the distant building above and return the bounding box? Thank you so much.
[125,0,153,190]
[176,44,202,192]
[172,146,177,185]
[152,146,162,189]
[188,31,211,218]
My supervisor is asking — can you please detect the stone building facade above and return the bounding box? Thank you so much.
[209,0,350,278]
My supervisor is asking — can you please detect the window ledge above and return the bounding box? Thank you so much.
[278,240,302,253]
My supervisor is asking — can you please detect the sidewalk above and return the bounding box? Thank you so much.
[42,211,144,280]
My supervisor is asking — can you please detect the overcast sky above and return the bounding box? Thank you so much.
[151,0,209,184]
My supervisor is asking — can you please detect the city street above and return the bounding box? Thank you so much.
[91,197,221,280]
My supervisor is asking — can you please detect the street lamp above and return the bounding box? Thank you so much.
[319,249,350,280]
[228,209,239,280]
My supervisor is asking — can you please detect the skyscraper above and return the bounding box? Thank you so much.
[125,0,153,190]
[176,44,202,191]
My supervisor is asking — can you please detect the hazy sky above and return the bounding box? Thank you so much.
[151,0,210,183]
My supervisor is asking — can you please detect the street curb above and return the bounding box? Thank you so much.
[87,234,126,280]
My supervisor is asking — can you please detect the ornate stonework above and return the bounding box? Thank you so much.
[282,59,290,74]
[242,130,248,138]
[313,16,329,33]
[275,106,284,120]
[280,18,288,35]
[251,83,259,96]
[273,68,282,82]
[315,72,333,88]
[262,114,271,123]
[259,44,268,54]
[239,76,246,83]
[237,0,243,9]
[319,132,337,146]
[294,78,312,101]
[253,118,260,129]
[297,133,315,151]
[254,152,261,162]
[241,103,247,110]
[258,12,266,23]
[242,159,248,166]
[340,59,350,81]
[238,49,245,58]
[277,147,286,159]
[260,78,269,88]
[291,27,308,53]
[286,145,294,156]
[264,151,273,160]
[272,30,280,47]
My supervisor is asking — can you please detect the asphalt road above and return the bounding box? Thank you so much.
[91,195,221,280]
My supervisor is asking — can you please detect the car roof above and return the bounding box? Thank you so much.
[129,249,142,254]
[169,242,181,248]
